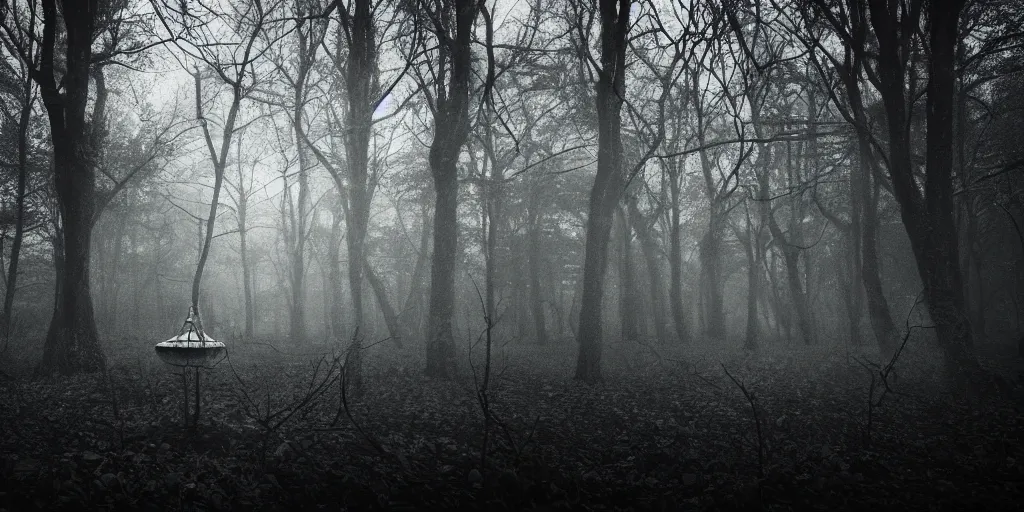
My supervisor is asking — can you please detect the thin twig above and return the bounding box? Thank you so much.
[721,364,766,485]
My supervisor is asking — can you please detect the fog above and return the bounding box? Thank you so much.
[1,0,1023,510]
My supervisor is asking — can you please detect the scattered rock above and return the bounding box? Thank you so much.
[81,452,102,464]
[273,442,293,459]
[100,473,118,488]
[468,469,483,484]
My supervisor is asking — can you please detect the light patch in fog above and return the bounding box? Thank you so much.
[374,93,392,120]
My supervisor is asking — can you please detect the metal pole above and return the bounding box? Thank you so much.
[193,367,201,429]
[181,369,190,428]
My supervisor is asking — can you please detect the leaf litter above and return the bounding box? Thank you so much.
[0,341,1022,511]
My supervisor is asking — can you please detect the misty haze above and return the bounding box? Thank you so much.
[1,0,1023,510]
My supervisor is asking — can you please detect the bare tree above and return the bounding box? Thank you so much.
[571,0,630,384]
[0,30,35,340]
[292,0,414,387]
[780,0,902,354]
[797,0,979,383]
[152,0,278,332]
[222,132,271,340]
[0,0,106,374]
[409,0,482,379]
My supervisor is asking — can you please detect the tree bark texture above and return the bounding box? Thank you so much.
[628,197,669,344]
[424,0,480,379]
[527,190,548,344]
[865,0,977,382]
[39,0,105,375]
[575,0,630,384]
[234,143,255,339]
[364,260,403,347]
[667,160,689,344]
[1,69,32,338]
[618,208,640,342]
[402,198,431,338]
[328,196,347,340]
[741,204,761,351]
[922,0,975,379]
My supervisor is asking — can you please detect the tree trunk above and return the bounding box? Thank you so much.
[426,166,459,378]
[287,174,308,344]
[152,234,162,329]
[527,193,548,344]
[287,18,314,346]
[92,68,115,332]
[575,0,630,384]
[239,203,254,339]
[402,198,431,337]
[191,67,242,333]
[41,163,104,374]
[628,198,669,344]
[107,214,125,332]
[424,0,479,379]
[864,0,977,384]
[762,139,813,345]
[691,64,726,341]
[341,0,378,395]
[778,241,813,344]
[699,211,726,340]
[954,58,986,345]
[128,224,140,335]
[575,200,615,383]
[764,249,786,341]
[96,227,110,327]
[921,0,975,381]
[833,25,900,355]
[328,196,346,340]
[839,255,862,346]
[39,1,105,375]
[844,145,865,347]
[2,77,32,338]
[191,165,225,333]
[667,164,689,344]
[766,211,814,346]
[740,202,760,350]
[860,162,899,355]
[364,261,403,347]
[235,131,253,339]
[618,207,640,342]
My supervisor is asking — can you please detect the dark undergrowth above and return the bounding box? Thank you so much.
[1,336,1023,511]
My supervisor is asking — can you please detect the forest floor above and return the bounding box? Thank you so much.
[1,336,1023,511]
